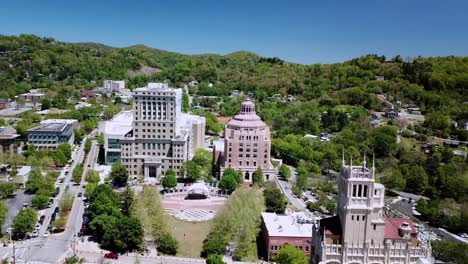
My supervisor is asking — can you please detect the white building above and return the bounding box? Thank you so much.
[120,83,205,180]
[40,119,80,130]
[104,80,125,91]
[100,111,133,164]
[311,154,432,264]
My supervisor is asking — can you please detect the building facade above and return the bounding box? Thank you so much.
[27,122,74,149]
[0,126,20,156]
[261,212,313,261]
[104,80,125,91]
[100,111,133,164]
[222,99,275,182]
[18,89,45,105]
[311,155,432,264]
[120,83,205,180]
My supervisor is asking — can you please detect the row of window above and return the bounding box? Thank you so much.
[352,184,368,198]
[351,215,366,221]
[270,245,309,252]
[137,122,174,128]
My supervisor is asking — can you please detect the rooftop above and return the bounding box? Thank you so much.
[262,212,313,238]
[384,217,416,240]
[102,111,133,136]
[0,126,19,139]
[28,123,69,133]
[320,215,342,236]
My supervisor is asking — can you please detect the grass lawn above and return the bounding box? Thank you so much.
[167,216,211,258]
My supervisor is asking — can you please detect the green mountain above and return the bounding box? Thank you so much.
[0,34,467,118]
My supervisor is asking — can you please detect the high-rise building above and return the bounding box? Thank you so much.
[120,83,205,180]
[221,99,275,182]
[311,154,432,264]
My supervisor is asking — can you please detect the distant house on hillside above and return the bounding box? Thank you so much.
[384,107,399,118]
[188,81,198,87]
[0,99,10,110]
[80,90,96,99]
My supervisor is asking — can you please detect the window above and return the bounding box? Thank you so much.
[362,216,365,221]
[363,185,368,197]
[358,184,362,197]
[373,224,376,230]
[357,215,360,221]
[352,185,357,197]
[351,215,354,220]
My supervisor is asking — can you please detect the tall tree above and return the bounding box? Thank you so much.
[272,244,308,264]
[110,162,129,187]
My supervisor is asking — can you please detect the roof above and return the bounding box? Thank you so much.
[384,217,416,239]
[262,212,313,238]
[227,100,269,129]
[103,111,133,136]
[28,123,69,133]
[320,215,342,236]
[41,119,78,125]
[0,126,19,139]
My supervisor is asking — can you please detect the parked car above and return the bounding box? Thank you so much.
[31,231,38,238]
[78,192,83,197]
[104,252,118,259]
[54,207,60,213]
[43,231,50,237]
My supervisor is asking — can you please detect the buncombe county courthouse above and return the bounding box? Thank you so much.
[119,83,205,180]
[311,156,432,264]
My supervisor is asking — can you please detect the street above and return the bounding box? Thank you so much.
[0,132,98,263]
[275,165,307,211]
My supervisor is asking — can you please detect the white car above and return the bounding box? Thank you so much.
[43,232,50,238]
[31,231,38,238]
[35,223,41,230]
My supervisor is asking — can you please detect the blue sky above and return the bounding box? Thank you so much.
[1,0,467,64]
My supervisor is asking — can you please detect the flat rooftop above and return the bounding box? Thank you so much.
[28,123,68,133]
[103,111,133,136]
[262,212,313,238]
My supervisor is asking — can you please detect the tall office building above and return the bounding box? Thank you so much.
[311,154,432,264]
[221,99,275,182]
[120,83,205,180]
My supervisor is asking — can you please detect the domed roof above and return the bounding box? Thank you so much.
[227,99,268,128]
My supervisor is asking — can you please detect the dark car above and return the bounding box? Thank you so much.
[104,252,118,259]
[78,192,83,197]
[54,207,60,213]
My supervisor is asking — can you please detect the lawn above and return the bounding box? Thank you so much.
[167,216,211,258]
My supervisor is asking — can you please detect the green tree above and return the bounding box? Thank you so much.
[182,90,190,112]
[0,201,7,230]
[110,162,128,187]
[431,239,468,264]
[121,186,134,217]
[263,182,287,214]
[32,195,49,209]
[279,164,292,179]
[74,129,84,144]
[218,173,238,192]
[183,160,202,182]
[405,165,428,193]
[84,138,92,154]
[368,126,398,158]
[72,163,84,183]
[0,182,19,198]
[12,208,37,239]
[252,167,264,187]
[206,255,225,264]
[158,233,178,255]
[64,256,85,264]
[272,244,308,264]
[162,169,177,189]
[86,169,100,183]
[56,143,72,160]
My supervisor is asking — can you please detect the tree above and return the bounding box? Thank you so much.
[0,201,7,230]
[252,167,264,187]
[0,182,19,198]
[263,182,287,214]
[12,208,37,239]
[40,98,51,110]
[431,239,468,264]
[405,165,428,193]
[64,256,85,264]
[183,160,202,182]
[182,90,190,112]
[74,129,84,144]
[368,126,398,158]
[279,164,291,179]
[162,169,177,189]
[206,255,225,264]
[86,169,100,183]
[121,186,134,216]
[72,163,84,183]
[110,162,128,187]
[271,244,308,264]
[56,143,72,160]
[32,195,49,209]
[218,173,238,192]
[84,138,92,154]
[158,233,178,255]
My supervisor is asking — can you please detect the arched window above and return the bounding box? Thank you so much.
[363,185,368,197]
[245,172,250,180]
[352,185,357,197]
[358,184,362,197]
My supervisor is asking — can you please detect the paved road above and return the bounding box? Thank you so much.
[275,166,307,211]
[0,132,98,263]
[3,190,33,233]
